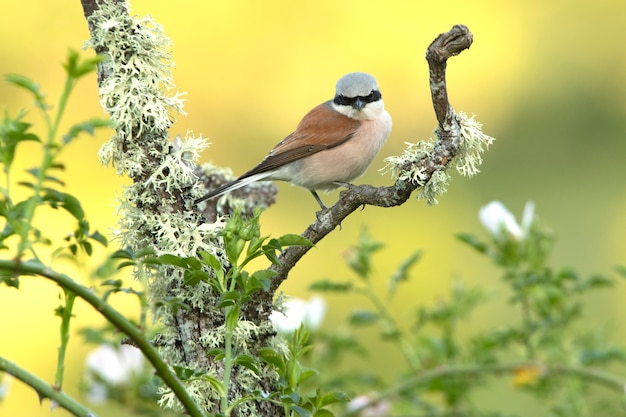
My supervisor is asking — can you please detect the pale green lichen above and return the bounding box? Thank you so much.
[146,134,210,194]
[381,141,434,184]
[417,170,451,206]
[454,112,495,177]
[87,3,285,414]
[86,1,186,175]
[382,112,494,205]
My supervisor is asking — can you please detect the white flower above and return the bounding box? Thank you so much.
[84,344,144,404]
[0,373,11,402]
[269,296,326,334]
[479,201,535,241]
[346,394,390,417]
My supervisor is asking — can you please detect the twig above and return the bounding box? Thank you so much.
[268,24,473,293]
[0,259,205,417]
[341,361,626,417]
[0,356,97,417]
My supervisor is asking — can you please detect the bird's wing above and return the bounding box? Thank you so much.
[239,101,360,178]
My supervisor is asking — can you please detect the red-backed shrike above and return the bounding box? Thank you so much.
[194,72,392,209]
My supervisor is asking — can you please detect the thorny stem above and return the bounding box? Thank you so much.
[357,284,422,371]
[341,362,626,417]
[0,356,97,417]
[0,259,205,417]
[54,290,76,391]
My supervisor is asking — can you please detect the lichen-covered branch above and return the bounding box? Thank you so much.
[268,25,481,292]
[80,1,282,415]
[78,3,489,415]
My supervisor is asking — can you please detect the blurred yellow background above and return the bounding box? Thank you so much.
[1,1,625,416]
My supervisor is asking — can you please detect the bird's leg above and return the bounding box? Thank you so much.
[310,190,328,211]
[333,181,365,210]
[332,181,356,190]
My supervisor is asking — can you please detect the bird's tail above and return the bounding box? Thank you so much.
[194,172,274,205]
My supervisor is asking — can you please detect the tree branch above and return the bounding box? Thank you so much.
[341,361,626,417]
[268,24,474,293]
[0,356,96,417]
[0,259,205,417]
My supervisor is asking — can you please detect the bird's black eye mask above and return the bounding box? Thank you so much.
[333,89,382,107]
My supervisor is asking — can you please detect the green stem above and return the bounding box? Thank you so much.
[360,284,422,371]
[0,356,97,417]
[16,73,75,257]
[49,77,75,144]
[340,361,626,417]
[222,329,233,415]
[0,259,206,417]
[55,290,76,390]
[222,305,236,416]
[519,293,536,360]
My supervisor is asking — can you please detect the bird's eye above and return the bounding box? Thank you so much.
[359,90,381,104]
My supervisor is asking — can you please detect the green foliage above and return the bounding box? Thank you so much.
[308,222,626,416]
[0,49,110,270]
[143,208,350,416]
[1,49,624,417]
[258,325,349,417]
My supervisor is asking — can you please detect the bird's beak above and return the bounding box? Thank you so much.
[352,98,365,111]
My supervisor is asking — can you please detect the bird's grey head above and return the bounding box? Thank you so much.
[333,72,381,111]
[332,72,384,120]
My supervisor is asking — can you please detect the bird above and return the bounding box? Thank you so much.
[194,72,392,210]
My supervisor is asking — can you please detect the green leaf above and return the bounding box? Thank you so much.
[89,230,108,247]
[158,254,192,269]
[26,168,65,186]
[584,274,614,288]
[183,269,209,286]
[277,234,313,248]
[346,228,383,279]
[225,236,246,266]
[225,305,240,332]
[290,405,312,417]
[259,348,285,373]
[615,265,626,278]
[41,189,85,220]
[153,296,189,315]
[299,368,318,384]
[172,365,197,380]
[63,49,105,79]
[199,251,225,284]
[349,310,379,326]
[5,74,47,108]
[308,280,353,292]
[1,111,41,171]
[218,291,241,308]
[456,233,488,254]
[246,269,275,294]
[319,391,349,407]
[314,410,336,417]
[202,374,227,398]
[207,348,225,361]
[80,240,93,256]
[246,235,266,258]
[287,359,302,389]
[580,347,626,366]
[101,279,123,289]
[110,248,134,260]
[234,354,260,375]
[1,275,20,289]
[389,250,422,295]
[63,117,112,144]
[263,239,282,265]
